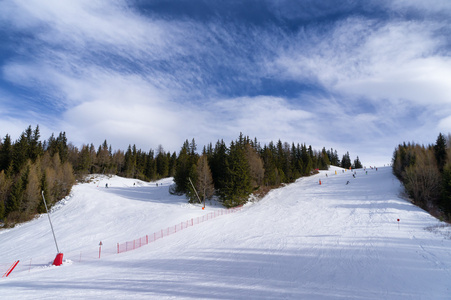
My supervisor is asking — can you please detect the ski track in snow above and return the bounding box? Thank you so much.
[1,167,450,299]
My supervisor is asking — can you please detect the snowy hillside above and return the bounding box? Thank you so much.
[1,167,450,299]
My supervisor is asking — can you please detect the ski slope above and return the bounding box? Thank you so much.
[1,167,450,299]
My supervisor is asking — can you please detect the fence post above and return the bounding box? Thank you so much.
[117,243,119,254]
[146,235,149,244]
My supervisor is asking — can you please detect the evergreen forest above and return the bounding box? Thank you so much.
[0,126,362,227]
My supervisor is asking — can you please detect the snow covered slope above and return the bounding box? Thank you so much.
[1,167,450,299]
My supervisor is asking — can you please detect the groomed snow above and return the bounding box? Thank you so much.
[1,167,450,299]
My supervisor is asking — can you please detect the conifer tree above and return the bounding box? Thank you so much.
[97,140,111,173]
[441,165,451,218]
[222,141,252,207]
[156,145,169,178]
[209,140,228,193]
[144,149,156,180]
[341,152,352,169]
[168,152,177,177]
[124,145,135,177]
[353,156,363,169]
[12,133,28,173]
[174,140,192,194]
[0,134,12,172]
[435,133,447,172]
[301,144,313,175]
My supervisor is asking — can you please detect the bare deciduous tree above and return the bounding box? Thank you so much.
[196,155,214,202]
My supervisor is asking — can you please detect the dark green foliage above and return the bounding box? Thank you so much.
[435,133,447,172]
[441,166,451,219]
[222,141,252,207]
[208,140,228,192]
[156,146,169,178]
[12,133,28,174]
[173,140,198,194]
[353,156,363,169]
[0,134,12,173]
[341,152,352,169]
[46,132,69,163]
[326,148,340,166]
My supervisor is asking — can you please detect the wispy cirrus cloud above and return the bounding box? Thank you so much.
[0,0,450,166]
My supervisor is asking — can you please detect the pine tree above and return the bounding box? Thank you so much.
[353,156,363,169]
[441,165,451,219]
[124,145,135,177]
[97,140,111,173]
[12,133,28,173]
[261,144,279,186]
[341,152,352,169]
[434,133,447,172]
[301,144,313,175]
[173,140,192,194]
[156,145,169,178]
[0,134,12,172]
[209,140,228,193]
[222,141,252,207]
[144,149,156,180]
[168,152,177,177]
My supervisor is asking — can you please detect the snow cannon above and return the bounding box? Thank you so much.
[53,253,64,266]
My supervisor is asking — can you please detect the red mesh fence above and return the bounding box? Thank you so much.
[1,205,243,278]
[117,205,243,254]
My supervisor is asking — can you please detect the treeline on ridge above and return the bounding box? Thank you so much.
[0,125,362,226]
[173,133,362,208]
[392,133,451,221]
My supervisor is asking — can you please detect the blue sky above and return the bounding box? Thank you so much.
[1,0,451,166]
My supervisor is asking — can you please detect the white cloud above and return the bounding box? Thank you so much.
[0,0,167,53]
[438,116,451,133]
[271,18,451,107]
[0,0,449,166]
[203,96,313,144]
